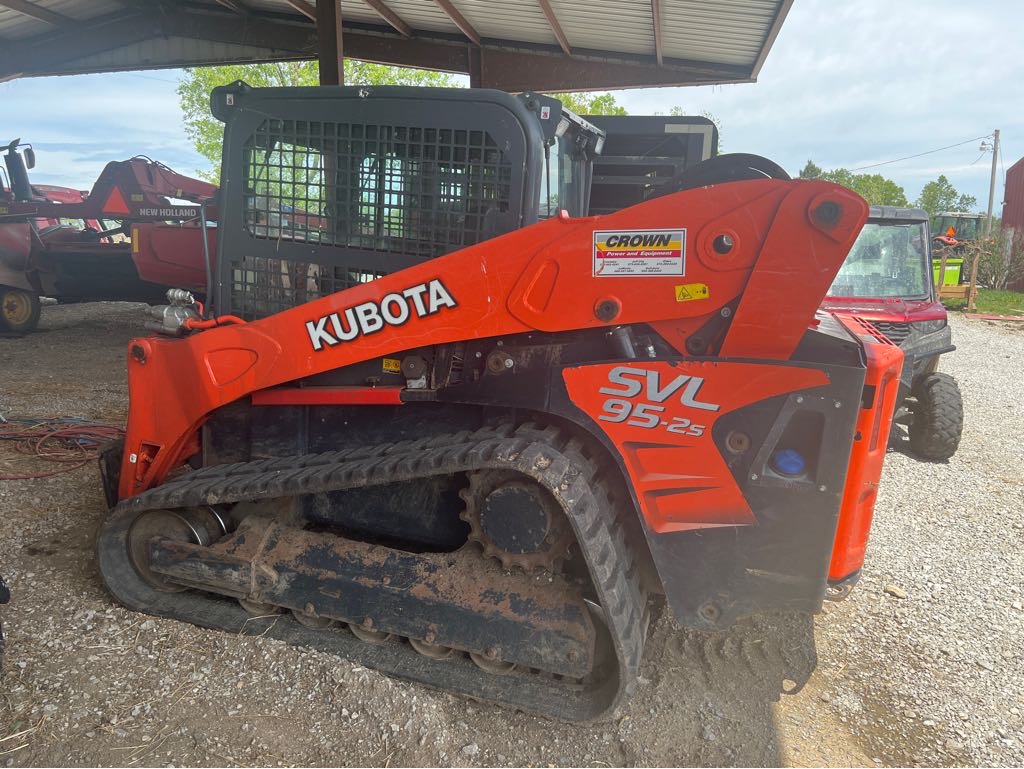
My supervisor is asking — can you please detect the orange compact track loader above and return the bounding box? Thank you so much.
[96,84,903,720]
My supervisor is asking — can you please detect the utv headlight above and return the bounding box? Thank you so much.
[912,319,947,333]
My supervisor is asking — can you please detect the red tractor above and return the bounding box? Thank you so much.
[0,139,217,334]
[822,206,963,460]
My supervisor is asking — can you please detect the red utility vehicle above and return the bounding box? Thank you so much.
[822,206,963,460]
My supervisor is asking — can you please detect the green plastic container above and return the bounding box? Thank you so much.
[932,257,963,286]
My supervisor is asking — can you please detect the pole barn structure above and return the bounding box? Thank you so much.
[0,0,792,91]
[1003,156,1024,291]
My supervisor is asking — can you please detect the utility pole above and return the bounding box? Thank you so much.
[967,129,1000,311]
[985,129,1000,236]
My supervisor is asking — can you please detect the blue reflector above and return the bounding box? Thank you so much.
[771,448,807,477]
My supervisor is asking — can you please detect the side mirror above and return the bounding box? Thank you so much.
[24,147,35,169]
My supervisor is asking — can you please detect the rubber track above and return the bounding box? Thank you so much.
[100,423,648,721]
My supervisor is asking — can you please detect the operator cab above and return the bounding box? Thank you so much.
[209,82,604,320]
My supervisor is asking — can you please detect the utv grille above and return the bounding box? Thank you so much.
[869,321,911,345]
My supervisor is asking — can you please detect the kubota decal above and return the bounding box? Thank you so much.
[593,228,685,277]
[305,279,457,351]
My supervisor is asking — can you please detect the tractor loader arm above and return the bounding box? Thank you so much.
[113,178,866,498]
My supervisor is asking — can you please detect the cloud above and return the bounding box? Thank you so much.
[616,0,1023,208]
[1,71,210,188]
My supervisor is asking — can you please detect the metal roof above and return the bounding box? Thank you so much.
[0,0,793,91]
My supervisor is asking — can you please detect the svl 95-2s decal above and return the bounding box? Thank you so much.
[597,365,719,436]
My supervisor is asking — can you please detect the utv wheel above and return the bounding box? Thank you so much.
[0,286,41,334]
[909,372,963,461]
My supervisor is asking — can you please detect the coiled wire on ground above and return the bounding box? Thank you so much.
[0,416,124,481]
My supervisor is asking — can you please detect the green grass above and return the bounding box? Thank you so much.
[943,288,1024,315]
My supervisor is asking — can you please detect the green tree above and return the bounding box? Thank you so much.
[798,160,823,179]
[797,161,909,206]
[915,175,978,217]
[177,61,459,180]
[550,91,628,116]
[840,173,909,207]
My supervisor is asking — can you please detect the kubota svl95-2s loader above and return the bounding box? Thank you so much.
[96,84,903,721]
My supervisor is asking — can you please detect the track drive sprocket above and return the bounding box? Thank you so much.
[459,469,575,572]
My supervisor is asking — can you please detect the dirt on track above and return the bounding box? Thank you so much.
[0,303,1020,767]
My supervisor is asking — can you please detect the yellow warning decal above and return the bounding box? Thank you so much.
[382,357,402,374]
[674,283,709,302]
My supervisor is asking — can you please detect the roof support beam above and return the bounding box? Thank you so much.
[317,0,344,85]
[0,0,73,26]
[362,0,412,38]
[0,7,752,89]
[212,0,251,15]
[650,0,663,65]
[0,11,311,79]
[432,0,480,46]
[475,47,746,91]
[537,0,571,57]
[468,45,481,87]
[282,0,316,22]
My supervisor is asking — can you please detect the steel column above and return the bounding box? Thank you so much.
[317,0,344,86]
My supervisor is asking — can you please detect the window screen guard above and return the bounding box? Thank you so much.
[224,113,520,319]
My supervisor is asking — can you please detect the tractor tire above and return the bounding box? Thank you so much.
[0,286,41,334]
[909,372,963,461]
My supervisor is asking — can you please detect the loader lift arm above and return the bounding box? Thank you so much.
[113,179,867,498]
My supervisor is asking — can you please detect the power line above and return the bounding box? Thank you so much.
[850,135,992,172]
[125,72,179,84]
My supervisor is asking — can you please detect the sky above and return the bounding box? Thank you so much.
[1,0,1020,213]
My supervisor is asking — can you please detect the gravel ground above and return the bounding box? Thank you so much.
[0,304,1021,767]
[808,313,1024,766]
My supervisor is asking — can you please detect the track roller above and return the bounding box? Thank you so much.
[292,605,336,629]
[409,637,455,660]
[349,621,392,645]
[239,598,281,616]
[470,650,516,675]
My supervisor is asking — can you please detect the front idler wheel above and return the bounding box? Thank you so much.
[127,508,224,592]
